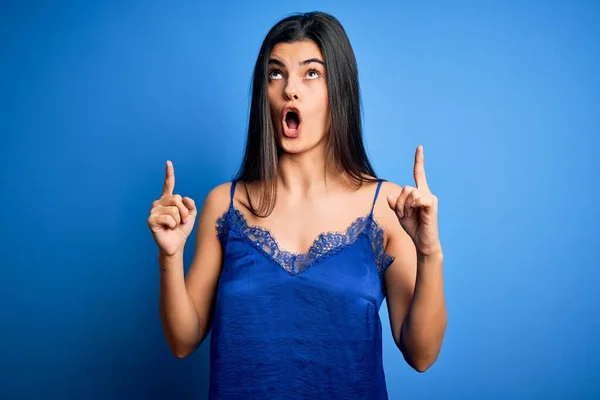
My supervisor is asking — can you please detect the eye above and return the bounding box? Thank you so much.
[268,69,283,80]
[306,69,321,80]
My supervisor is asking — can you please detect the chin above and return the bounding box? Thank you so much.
[277,133,326,156]
[277,138,307,154]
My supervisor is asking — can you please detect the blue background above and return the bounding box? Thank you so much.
[1,1,599,398]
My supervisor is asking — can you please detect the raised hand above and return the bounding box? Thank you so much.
[387,146,442,257]
[147,161,197,257]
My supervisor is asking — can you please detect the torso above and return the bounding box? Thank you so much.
[210,177,396,399]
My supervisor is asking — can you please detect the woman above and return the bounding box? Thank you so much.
[148,11,447,399]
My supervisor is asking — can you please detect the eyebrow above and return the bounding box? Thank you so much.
[268,58,325,67]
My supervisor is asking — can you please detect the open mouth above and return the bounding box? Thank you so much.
[283,108,302,137]
[286,111,300,129]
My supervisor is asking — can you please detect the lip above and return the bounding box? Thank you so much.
[281,105,302,138]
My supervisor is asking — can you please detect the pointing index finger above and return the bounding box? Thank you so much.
[161,160,175,198]
[413,145,429,191]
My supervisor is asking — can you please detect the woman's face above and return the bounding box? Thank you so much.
[267,40,329,154]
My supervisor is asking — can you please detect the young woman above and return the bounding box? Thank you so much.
[148,11,447,399]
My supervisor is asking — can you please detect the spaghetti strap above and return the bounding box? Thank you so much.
[370,179,384,216]
[229,180,238,211]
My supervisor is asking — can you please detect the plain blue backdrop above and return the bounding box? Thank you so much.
[1,1,599,398]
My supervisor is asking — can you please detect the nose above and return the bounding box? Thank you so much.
[284,80,299,101]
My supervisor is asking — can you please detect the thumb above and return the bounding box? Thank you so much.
[387,194,398,211]
[182,197,198,222]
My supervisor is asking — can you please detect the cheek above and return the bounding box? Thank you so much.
[307,85,329,122]
[318,84,329,114]
[267,87,275,108]
[317,92,329,125]
[267,89,281,121]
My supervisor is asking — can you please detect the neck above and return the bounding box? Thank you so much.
[277,145,342,196]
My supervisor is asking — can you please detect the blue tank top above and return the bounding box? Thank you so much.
[210,179,395,399]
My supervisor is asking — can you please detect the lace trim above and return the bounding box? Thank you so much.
[216,208,395,277]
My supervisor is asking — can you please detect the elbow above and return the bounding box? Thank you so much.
[174,350,192,359]
[399,325,446,373]
[410,355,438,373]
[402,351,440,373]
[167,338,201,359]
[168,342,189,359]
[400,347,440,373]
[171,343,196,359]
[163,325,208,360]
[170,329,209,359]
[399,339,442,373]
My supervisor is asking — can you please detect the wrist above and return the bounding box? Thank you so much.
[159,250,183,268]
[417,247,443,264]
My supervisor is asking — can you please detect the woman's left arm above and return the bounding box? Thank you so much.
[380,145,447,372]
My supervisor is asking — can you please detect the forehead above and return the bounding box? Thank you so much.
[269,40,323,64]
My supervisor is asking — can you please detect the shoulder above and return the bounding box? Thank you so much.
[372,180,402,223]
[353,177,402,229]
[372,180,411,242]
[378,180,403,198]
[200,181,236,219]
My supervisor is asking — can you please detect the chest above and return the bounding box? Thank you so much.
[219,229,385,306]
[242,202,372,256]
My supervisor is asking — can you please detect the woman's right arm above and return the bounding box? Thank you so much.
[149,161,231,358]
[158,183,230,358]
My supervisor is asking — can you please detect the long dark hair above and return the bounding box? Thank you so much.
[234,11,378,217]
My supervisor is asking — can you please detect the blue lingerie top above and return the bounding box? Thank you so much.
[210,179,395,399]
